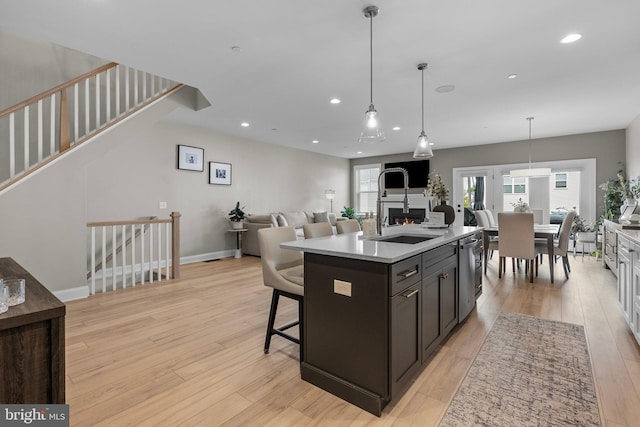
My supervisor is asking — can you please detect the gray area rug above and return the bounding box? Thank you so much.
[439,312,601,426]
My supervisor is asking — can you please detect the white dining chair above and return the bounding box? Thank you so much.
[497,212,540,283]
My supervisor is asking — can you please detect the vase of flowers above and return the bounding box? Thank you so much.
[427,174,455,225]
[510,198,531,213]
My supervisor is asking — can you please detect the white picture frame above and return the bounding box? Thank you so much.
[209,161,232,185]
[177,145,204,172]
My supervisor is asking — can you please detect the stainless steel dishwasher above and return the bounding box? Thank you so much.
[459,232,483,321]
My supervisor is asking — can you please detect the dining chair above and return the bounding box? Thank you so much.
[531,209,544,224]
[536,210,576,279]
[484,209,498,227]
[475,211,498,268]
[303,222,334,239]
[497,212,539,283]
[336,219,361,234]
[258,227,304,358]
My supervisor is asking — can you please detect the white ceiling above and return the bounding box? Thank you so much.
[2,0,640,159]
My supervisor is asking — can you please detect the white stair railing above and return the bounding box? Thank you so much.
[0,62,182,193]
[86,212,181,294]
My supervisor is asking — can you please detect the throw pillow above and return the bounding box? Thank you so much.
[313,211,329,223]
[281,211,308,229]
[277,214,288,227]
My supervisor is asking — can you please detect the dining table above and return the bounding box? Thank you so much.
[482,223,561,283]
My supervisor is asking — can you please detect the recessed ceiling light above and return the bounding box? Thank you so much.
[392,126,401,131]
[312,140,319,144]
[429,142,435,146]
[231,46,241,52]
[507,74,518,79]
[560,33,582,44]
[330,98,341,104]
[240,122,250,127]
[435,84,455,93]
[357,151,363,154]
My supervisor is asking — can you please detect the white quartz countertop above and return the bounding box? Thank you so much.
[618,228,640,245]
[281,224,482,264]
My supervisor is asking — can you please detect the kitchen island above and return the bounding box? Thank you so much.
[281,224,482,416]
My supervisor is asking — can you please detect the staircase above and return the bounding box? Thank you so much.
[0,62,182,193]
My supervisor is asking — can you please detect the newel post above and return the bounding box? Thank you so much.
[171,211,181,279]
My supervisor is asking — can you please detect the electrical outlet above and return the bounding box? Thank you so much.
[333,279,352,297]
[159,201,167,209]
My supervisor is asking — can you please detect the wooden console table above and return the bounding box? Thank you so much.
[0,257,66,403]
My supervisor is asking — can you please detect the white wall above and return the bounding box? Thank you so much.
[0,91,350,294]
[627,114,640,179]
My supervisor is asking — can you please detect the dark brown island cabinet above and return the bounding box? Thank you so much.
[0,257,66,404]
[299,231,482,416]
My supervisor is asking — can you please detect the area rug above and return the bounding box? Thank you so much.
[439,312,601,427]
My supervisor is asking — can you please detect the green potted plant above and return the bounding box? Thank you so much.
[228,201,246,229]
[599,173,626,221]
[340,206,355,219]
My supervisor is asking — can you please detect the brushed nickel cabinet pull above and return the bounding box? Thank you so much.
[401,269,418,279]
[402,289,419,299]
[440,273,448,279]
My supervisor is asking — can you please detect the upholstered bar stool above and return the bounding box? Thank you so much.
[303,222,333,238]
[258,227,304,358]
[336,219,361,234]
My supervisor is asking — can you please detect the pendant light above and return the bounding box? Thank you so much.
[413,63,434,158]
[509,117,551,177]
[358,5,385,143]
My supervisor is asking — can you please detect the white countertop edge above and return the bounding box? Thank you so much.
[281,225,482,264]
[617,228,640,245]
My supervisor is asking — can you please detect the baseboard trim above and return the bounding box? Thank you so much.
[181,250,235,264]
[57,250,235,302]
[54,286,91,302]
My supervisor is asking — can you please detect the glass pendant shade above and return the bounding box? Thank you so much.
[359,104,385,143]
[413,131,433,158]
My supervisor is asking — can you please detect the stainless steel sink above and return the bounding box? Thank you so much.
[374,234,437,244]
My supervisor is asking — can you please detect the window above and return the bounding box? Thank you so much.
[503,176,526,194]
[354,164,381,214]
[555,173,567,189]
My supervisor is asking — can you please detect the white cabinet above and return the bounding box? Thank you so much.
[632,242,640,344]
[617,235,631,322]
[617,231,640,346]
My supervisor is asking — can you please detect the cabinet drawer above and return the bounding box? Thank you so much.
[422,243,457,275]
[390,255,422,296]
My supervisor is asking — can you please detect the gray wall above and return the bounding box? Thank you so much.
[627,114,640,179]
[351,129,627,216]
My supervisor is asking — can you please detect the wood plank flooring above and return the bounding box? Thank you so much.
[65,254,640,426]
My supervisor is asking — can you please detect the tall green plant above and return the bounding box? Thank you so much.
[599,173,625,221]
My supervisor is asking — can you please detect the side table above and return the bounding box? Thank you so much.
[0,257,66,403]
[228,229,248,258]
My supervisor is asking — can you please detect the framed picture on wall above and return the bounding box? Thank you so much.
[209,161,232,185]
[177,145,204,171]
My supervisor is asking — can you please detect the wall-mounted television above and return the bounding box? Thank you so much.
[384,160,430,189]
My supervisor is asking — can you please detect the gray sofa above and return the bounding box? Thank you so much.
[242,211,339,256]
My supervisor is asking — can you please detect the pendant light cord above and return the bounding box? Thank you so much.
[369,14,373,105]
[421,67,425,131]
[527,117,533,167]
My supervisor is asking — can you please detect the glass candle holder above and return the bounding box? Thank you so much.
[4,278,25,306]
[0,280,7,313]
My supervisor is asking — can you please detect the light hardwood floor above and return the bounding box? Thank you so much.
[65,254,640,426]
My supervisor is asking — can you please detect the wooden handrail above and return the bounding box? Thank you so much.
[0,62,118,119]
[87,217,170,227]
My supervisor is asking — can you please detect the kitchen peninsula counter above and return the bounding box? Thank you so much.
[281,224,482,416]
[281,224,480,263]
